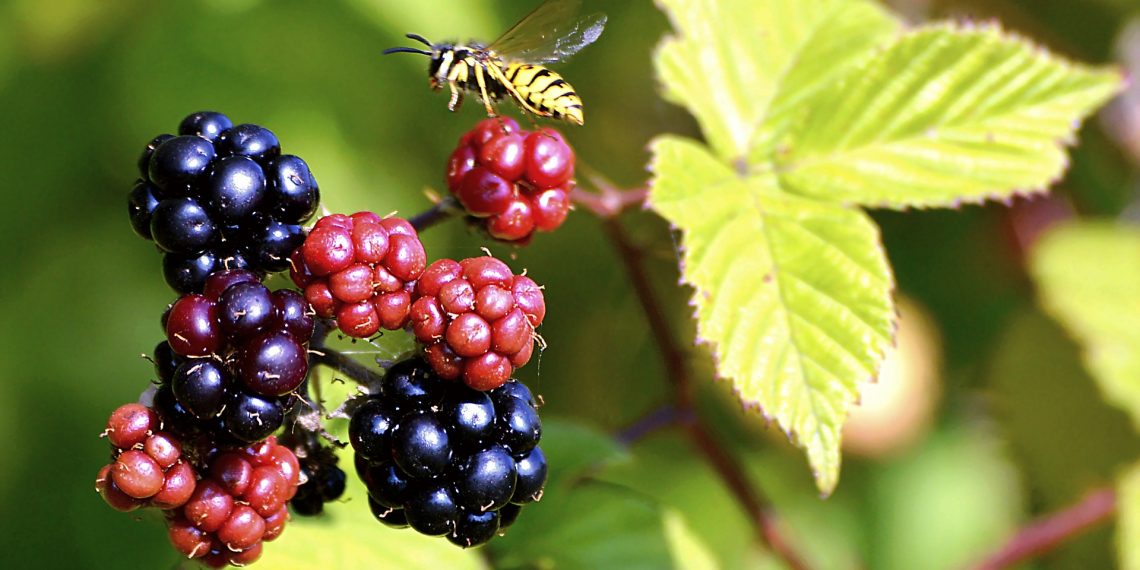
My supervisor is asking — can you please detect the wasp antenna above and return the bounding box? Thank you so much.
[383,47,431,56]
[405,33,432,47]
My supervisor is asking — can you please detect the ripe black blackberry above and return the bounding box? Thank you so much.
[349,357,546,547]
[155,269,313,445]
[129,111,320,293]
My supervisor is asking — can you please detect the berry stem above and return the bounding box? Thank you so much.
[968,486,1116,570]
[570,183,647,219]
[614,404,692,447]
[310,346,387,388]
[409,197,464,233]
[598,213,810,570]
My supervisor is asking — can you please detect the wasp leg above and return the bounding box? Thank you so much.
[473,65,498,119]
[447,82,464,112]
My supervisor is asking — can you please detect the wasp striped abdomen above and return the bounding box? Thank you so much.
[504,64,584,125]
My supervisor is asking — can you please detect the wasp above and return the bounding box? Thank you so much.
[383,0,606,125]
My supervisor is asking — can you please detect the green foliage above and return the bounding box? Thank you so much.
[1030,222,1140,428]
[650,0,1121,493]
[650,136,895,494]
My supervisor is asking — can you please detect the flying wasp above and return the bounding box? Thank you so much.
[383,0,606,125]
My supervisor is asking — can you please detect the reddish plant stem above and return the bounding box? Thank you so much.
[598,210,809,570]
[408,196,462,232]
[970,487,1117,570]
[570,184,648,218]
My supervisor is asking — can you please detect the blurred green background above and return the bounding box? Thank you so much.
[2,0,1139,568]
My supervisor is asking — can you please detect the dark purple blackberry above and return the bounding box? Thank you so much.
[448,510,500,548]
[223,392,286,443]
[512,447,547,504]
[240,332,307,397]
[153,340,184,384]
[217,124,280,161]
[265,155,320,221]
[163,251,218,294]
[403,482,459,536]
[129,112,320,293]
[349,400,396,462]
[138,134,174,181]
[442,388,495,452]
[495,396,541,457]
[498,503,522,529]
[454,447,516,511]
[391,413,452,479]
[149,197,217,254]
[171,360,228,419]
[153,386,202,440]
[128,180,161,240]
[251,220,305,273]
[179,111,233,142]
[148,135,216,194]
[368,497,409,528]
[218,282,275,340]
[350,358,544,546]
[272,290,313,340]
[362,462,410,508]
[204,156,266,223]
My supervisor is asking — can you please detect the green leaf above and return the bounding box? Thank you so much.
[488,419,673,569]
[258,449,483,570]
[1119,460,1140,570]
[656,0,899,162]
[649,136,895,495]
[1030,221,1140,429]
[777,24,1122,208]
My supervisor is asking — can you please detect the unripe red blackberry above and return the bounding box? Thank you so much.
[447,118,574,243]
[164,436,299,566]
[290,212,427,338]
[411,256,544,391]
[96,404,200,512]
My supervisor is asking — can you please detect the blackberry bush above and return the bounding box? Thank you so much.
[101,111,556,566]
[447,117,574,243]
[129,111,320,294]
[349,357,546,548]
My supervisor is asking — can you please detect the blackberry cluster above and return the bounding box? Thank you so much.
[96,405,300,568]
[350,358,546,547]
[447,118,574,243]
[166,437,300,568]
[155,269,313,445]
[410,256,546,391]
[282,432,347,516]
[289,212,427,338]
[128,111,320,293]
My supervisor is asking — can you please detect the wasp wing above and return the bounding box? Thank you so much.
[489,0,606,64]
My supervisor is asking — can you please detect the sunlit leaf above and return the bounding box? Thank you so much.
[656,0,898,162]
[778,25,1122,208]
[649,137,895,494]
[1030,221,1140,428]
